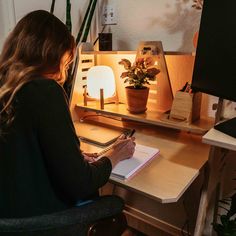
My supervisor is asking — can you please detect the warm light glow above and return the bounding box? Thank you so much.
[87,66,116,99]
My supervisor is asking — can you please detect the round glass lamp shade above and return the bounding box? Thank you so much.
[86,66,116,99]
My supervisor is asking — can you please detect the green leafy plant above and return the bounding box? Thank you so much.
[50,0,97,44]
[80,0,97,43]
[213,192,236,235]
[118,57,160,89]
[50,0,72,32]
[75,0,98,45]
[66,0,72,33]
[50,0,98,96]
[50,0,56,14]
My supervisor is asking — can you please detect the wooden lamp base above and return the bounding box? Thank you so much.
[83,87,119,110]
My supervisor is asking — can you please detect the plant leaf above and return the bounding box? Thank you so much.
[228,192,236,217]
[220,215,229,226]
[76,0,93,45]
[66,0,72,32]
[119,59,131,69]
[50,0,56,14]
[147,68,160,77]
[119,57,161,88]
[81,0,98,42]
[121,72,129,78]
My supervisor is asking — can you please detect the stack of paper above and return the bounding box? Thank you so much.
[111,144,160,180]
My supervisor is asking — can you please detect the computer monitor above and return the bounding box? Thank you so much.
[191,0,236,137]
[192,0,236,102]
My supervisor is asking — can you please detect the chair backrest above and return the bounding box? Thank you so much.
[0,195,127,236]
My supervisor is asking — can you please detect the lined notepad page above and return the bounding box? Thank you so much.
[111,144,160,180]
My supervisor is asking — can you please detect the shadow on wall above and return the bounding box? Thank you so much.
[149,0,202,52]
[111,0,202,52]
[117,40,130,51]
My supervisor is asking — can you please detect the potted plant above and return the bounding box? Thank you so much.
[50,0,98,97]
[118,57,160,114]
[212,167,236,236]
[213,192,236,236]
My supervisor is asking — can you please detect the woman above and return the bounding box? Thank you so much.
[0,10,135,218]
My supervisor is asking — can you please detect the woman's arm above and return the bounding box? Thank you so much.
[34,79,112,202]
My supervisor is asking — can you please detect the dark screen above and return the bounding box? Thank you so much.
[192,0,236,102]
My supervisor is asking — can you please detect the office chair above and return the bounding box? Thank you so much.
[0,195,127,236]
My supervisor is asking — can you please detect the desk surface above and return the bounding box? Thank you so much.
[203,128,236,151]
[80,124,210,203]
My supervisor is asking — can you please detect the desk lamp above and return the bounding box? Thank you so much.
[85,65,118,109]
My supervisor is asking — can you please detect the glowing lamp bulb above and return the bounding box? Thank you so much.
[87,66,116,99]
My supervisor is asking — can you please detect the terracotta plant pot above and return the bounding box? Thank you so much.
[125,86,149,114]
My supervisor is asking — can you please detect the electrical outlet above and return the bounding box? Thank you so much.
[102,5,117,25]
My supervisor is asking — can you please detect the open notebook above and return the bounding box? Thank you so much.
[111,144,160,180]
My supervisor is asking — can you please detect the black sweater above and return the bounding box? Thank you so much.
[0,78,112,218]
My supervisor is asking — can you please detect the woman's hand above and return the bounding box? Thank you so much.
[101,135,136,168]
[83,152,98,162]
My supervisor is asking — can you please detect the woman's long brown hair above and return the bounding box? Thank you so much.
[0,10,75,133]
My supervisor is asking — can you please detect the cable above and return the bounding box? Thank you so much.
[181,198,191,236]
[93,25,106,46]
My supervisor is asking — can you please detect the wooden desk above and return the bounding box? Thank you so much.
[202,128,236,151]
[81,125,209,203]
[79,122,210,235]
[70,48,214,235]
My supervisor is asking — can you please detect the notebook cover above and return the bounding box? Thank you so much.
[214,117,236,138]
[74,122,129,146]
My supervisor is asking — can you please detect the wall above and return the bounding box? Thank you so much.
[0,0,16,51]
[0,0,95,50]
[103,0,201,52]
[12,0,90,37]
[0,0,201,53]
[0,1,5,51]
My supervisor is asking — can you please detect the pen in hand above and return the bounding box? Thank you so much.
[97,129,136,157]
[126,129,135,138]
